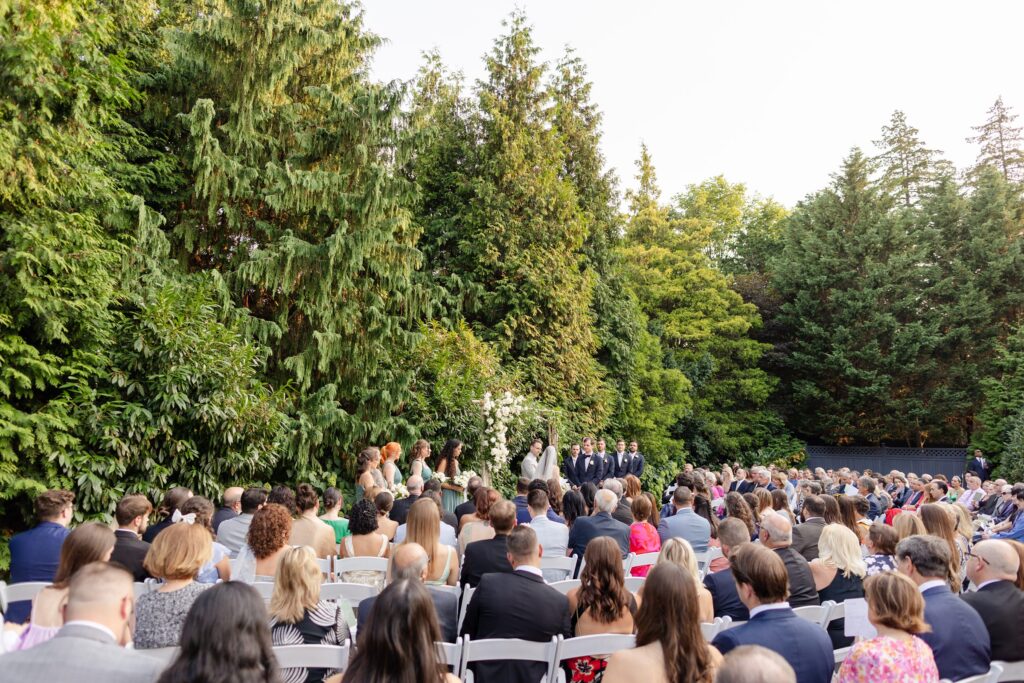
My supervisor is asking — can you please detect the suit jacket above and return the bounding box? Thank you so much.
[567,512,630,573]
[627,452,645,477]
[791,518,826,562]
[656,507,710,552]
[461,570,571,683]
[594,452,610,481]
[514,495,531,525]
[961,580,1024,663]
[577,454,603,486]
[110,529,151,582]
[611,500,634,526]
[6,521,69,624]
[921,584,991,681]
[968,457,993,482]
[211,506,238,533]
[736,480,756,495]
[460,535,513,587]
[978,493,1001,517]
[358,586,459,642]
[704,567,749,621]
[774,546,819,608]
[864,493,881,520]
[454,499,476,527]
[903,490,924,509]
[711,607,833,683]
[563,455,583,488]
[141,517,172,544]
[389,493,421,526]
[0,622,164,683]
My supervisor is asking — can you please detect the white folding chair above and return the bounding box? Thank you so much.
[332,556,388,576]
[431,584,462,598]
[0,581,50,613]
[458,585,476,633]
[553,634,637,683]
[436,637,464,672]
[460,635,559,683]
[833,646,852,667]
[623,576,644,593]
[133,582,153,599]
[540,556,576,581]
[139,646,179,663]
[252,581,276,601]
[939,663,1004,683]
[994,660,1024,682]
[273,642,351,671]
[547,579,581,596]
[315,557,332,575]
[822,600,844,629]
[722,619,746,630]
[793,603,832,628]
[621,553,635,575]
[629,552,659,574]
[700,616,730,642]
[320,582,379,604]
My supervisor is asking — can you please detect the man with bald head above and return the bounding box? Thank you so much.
[355,542,459,642]
[390,474,423,525]
[716,645,797,683]
[213,486,244,532]
[0,563,163,682]
[760,511,819,608]
[961,539,1024,663]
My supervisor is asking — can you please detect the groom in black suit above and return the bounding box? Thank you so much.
[577,437,603,485]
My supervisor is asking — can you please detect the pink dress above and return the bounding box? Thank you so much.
[838,635,939,683]
[629,522,661,577]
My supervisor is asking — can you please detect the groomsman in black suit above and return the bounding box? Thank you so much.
[595,438,612,483]
[562,443,583,488]
[609,439,631,479]
[627,440,645,477]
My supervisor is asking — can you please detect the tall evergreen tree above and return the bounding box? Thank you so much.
[968,97,1024,184]
[873,110,945,207]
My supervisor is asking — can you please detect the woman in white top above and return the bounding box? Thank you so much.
[337,499,391,589]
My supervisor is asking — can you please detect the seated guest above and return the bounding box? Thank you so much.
[402,498,459,587]
[525,489,570,582]
[808,524,865,648]
[604,479,634,525]
[12,522,116,651]
[337,499,391,589]
[460,499,516,587]
[0,563,164,683]
[655,537,714,622]
[838,572,938,682]
[714,645,796,683]
[458,487,501,554]
[569,489,631,574]
[7,489,75,624]
[759,512,819,609]
[212,486,243,533]
[893,511,926,541]
[157,582,280,683]
[454,475,484,531]
[461,526,571,683]
[397,492,457,547]
[1009,539,1024,590]
[346,579,459,683]
[268,484,297,514]
[864,522,899,576]
[705,518,752,622]
[658,486,711,552]
[288,483,337,559]
[135,523,212,649]
[711,544,833,683]
[604,563,722,683]
[423,481,459,529]
[961,539,1024,664]
[895,535,990,681]
[216,486,266,557]
[269,547,351,683]
[724,491,757,542]
[629,493,661,578]
[562,489,587,529]
[374,490,398,541]
[247,502,294,581]
[357,542,459,643]
[390,474,423,526]
[986,485,1024,542]
[179,495,232,583]
[142,486,192,543]
[318,486,351,544]
[512,477,532,524]
[110,494,153,582]
[920,502,967,591]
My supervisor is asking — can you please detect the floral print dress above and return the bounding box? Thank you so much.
[837,635,939,683]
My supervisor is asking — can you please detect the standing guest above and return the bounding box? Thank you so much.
[354,446,387,503]
[577,437,603,486]
[627,440,645,477]
[269,547,351,683]
[179,495,232,583]
[920,502,965,591]
[216,486,267,558]
[525,489,570,582]
[715,646,796,683]
[704,518,752,622]
[157,582,280,683]
[373,490,398,541]
[289,484,337,559]
[893,511,927,541]
[434,438,465,514]
[460,526,572,683]
[345,579,459,683]
[864,522,899,576]
[836,572,939,683]
[12,522,116,651]
[337,499,391,589]
[759,513,819,609]
[562,489,587,528]
[961,539,1024,664]
[248,503,293,581]
[110,494,153,582]
[142,486,193,543]
[568,489,631,573]
[609,439,630,479]
[454,475,484,529]
[458,486,500,553]
[968,448,993,481]
[0,564,164,683]
[403,498,458,587]
[808,524,866,648]
[521,438,542,480]
[135,523,212,649]
[460,499,516,588]
[318,486,351,544]
[390,474,423,525]
[711,545,834,683]
[604,563,721,683]
[655,538,714,622]
[604,479,634,525]
[657,486,711,553]
[212,486,243,533]
[629,494,661,578]
[6,489,75,624]
[380,441,403,491]
[408,438,433,481]
[724,491,757,541]
[896,535,990,681]
[267,484,297,515]
[791,495,827,562]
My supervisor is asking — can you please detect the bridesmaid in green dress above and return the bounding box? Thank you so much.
[435,439,465,514]
[409,438,433,482]
[354,446,387,504]
[381,442,403,490]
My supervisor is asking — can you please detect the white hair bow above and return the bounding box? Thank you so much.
[171,509,196,525]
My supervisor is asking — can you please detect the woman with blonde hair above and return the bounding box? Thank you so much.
[653,537,713,622]
[403,498,457,586]
[270,547,351,683]
[919,503,964,592]
[752,488,773,519]
[893,511,926,540]
[380,441,403,491]
[809,524,866,648]
[837,572,938,682]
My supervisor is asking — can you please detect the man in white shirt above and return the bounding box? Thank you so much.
[521,439,542,480]
[216,487,267,557]
[524,489,569,581]
[958,475,984,512]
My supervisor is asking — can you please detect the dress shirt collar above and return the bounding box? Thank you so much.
[802,516,825,523]
[63,620,118,643]
[749,602,790,619]
[530,514,551,524]
[976,579,1004,590]
[918,579,948,593]
[515,565,544,578]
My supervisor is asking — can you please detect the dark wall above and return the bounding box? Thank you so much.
[806,446,969,481]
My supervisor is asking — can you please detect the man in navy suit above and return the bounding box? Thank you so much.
[627,440,645,477]
[562,443,583,488]
[567,489,630,574]
[704,518,752,621]
[961,539,1024,665]
[711,544,833,683]
[896,535,991,681]
[609,439,631,479]
[968,448,993,482]
[577,437,603,485]
[7,489,75,623]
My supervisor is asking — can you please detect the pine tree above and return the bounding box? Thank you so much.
[873,110,944,207]
[968,97,1024,184]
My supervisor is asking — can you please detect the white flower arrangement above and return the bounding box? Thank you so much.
[453,470,477,488]
[433,472,448,484]
[480,390,527,471]
[393,483,410,499]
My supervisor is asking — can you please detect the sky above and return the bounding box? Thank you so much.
[360,0,1024,208]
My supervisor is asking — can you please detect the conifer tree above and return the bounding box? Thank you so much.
[873,110,944,207]
[968,97,1024,184]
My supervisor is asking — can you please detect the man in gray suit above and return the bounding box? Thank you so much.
[657,486,710,552]
[0,562,164,683]
[791,495,827,562]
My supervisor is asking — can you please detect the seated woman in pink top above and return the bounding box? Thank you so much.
[628,495,660,577]
[837,571,939,683]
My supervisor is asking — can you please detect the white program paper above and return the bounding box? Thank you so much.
[843,597,877,639]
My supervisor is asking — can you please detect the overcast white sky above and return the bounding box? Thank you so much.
[361,0,1024,208]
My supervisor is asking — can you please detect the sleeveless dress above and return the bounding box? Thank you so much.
[354,469,388,504]
[12,588,63,651]
[419,460,433,482]
[440,461,462,514]
[818,569,864,648]
[564,596,638,683]
[628,522,661,577]
[340,535,388,590]
[322,518,351,544]
[838,635,939,683]
[425,545,455,586]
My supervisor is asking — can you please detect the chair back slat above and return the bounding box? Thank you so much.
[320,582,379,604]
[252,581,276,601]
[623,576,644,593]
[460,635,559,683]
[700,617,728,642]
[547,579,580,596]
[554,634,635,661]
[332,556,389,575]
[2,581,50,607]
[457,585,476,633]
[436,637,463,669]
[995,660,1024,682]
[273,642,351,671]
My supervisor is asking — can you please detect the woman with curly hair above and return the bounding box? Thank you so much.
[337,499,390,589]
[247,503,293,581]
[724,492,756,541]
[563,537,639,682]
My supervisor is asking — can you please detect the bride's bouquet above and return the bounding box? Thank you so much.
[393,483,410,499]
[433,472,448,484]
[453,470,478,489]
